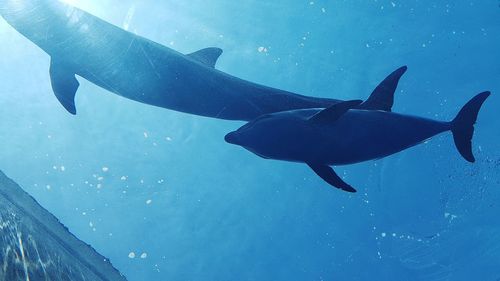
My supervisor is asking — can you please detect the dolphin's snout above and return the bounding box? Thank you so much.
[224,132,239,144]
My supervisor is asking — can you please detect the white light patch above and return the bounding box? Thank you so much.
[61,0,78,5]
[59,0,103,20]
[123,5,136,31]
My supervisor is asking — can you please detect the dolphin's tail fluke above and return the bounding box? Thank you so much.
[451,91,490,162]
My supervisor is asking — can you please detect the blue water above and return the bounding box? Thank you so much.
[1,0,499,280]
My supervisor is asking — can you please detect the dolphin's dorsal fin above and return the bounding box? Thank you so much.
[188,47,223,68]
[309,100,362,123]
[49,59,80,115]
[359,66,407,112]
[307,163,356,192]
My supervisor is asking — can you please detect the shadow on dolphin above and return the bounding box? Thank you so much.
[225,91,491,192]
[2,0,405,120]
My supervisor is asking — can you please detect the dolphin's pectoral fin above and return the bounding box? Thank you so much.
[309,100,362,123]
[307,163,357,193]
[49,59,80,115]
[188,47,223,68]
[360,66,407,112]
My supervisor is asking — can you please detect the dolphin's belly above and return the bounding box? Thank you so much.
[74,39,173,101]
[46,15,257,120]
[77,55,258,119]
[317,110,450,165]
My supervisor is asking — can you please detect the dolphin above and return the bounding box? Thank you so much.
[225,92,490,192]
[1,0,405,120]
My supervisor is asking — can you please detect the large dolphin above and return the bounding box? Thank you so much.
[225,92,490,192]
[1,0,405,120]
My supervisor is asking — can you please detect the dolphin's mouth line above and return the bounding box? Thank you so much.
[224,132,239,144]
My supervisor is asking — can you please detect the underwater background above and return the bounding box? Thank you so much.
[0,0,499,280]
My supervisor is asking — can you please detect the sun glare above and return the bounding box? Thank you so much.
[60,0,78,5]
[59,0,97,11]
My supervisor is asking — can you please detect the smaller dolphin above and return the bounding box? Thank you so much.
[225,92,490,192]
